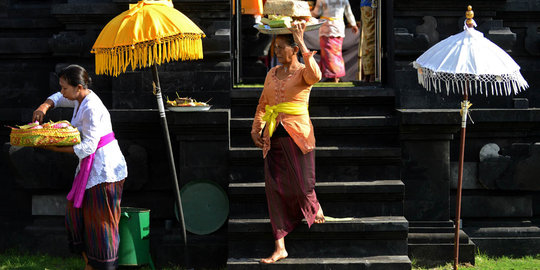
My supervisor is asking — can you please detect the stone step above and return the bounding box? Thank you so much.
[229,217,408,258]
[468,236,540,258]
[229,147,401,182]
[229,181,404,218]
[463,218,538,228]
[230,116,399,147]
[409,221,455,228]
[230,88,396,118]
[409,227,455,233]
[408,242,476,268]
[463,218,540,257]
[408,232,470,244]
[227,256,412,270]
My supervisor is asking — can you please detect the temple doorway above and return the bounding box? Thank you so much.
[231,0,385,86]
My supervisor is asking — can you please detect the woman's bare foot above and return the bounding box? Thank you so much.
[261,238,288,264]
[315,203,325,223]
[260,248,288,264]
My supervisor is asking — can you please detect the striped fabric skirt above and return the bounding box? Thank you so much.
[65,180,125,270]
[319,36,346,79]
[264,135,320,240]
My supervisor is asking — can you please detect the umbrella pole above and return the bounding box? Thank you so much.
[453,88,469,270]
[151,64,188,245]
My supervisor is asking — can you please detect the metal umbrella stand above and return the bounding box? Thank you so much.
[412,6,528,270]
[91,0,206,267]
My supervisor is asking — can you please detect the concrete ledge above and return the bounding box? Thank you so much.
[399,108,540,125]
[230,147,401,159]
[32,195,66,216]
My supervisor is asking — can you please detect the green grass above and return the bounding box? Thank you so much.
[0,249,177,270]
[0,249,83,270]
[412,253,540,270]
[235,81,355,88]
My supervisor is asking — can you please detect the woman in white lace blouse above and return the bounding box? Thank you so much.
[32,64,127,270]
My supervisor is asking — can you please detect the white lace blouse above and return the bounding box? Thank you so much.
[48,91,128,189]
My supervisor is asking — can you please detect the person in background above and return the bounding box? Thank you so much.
[251,23,325,264]
[311,0,359,82]
[233,0,264,21]
[360,0,375,82]
[32,65,128,270]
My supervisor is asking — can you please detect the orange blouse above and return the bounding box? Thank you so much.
[251,51,322,158]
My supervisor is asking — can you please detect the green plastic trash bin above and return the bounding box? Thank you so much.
[118,207,155,269]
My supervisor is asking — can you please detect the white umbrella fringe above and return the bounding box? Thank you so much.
[413,63,529,96]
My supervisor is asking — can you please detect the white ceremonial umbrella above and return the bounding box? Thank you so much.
[412,6,528,270]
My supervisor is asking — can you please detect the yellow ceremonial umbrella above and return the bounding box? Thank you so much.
[91,0,205,252]
[92,0,204,76]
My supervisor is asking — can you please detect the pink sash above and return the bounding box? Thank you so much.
[67,132,116,208]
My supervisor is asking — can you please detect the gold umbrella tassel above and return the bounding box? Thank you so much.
[93,33,204,76]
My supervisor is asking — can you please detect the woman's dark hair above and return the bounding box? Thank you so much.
[58,64,92,89]
[276,34,298,48]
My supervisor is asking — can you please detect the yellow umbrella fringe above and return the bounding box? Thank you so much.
[164,41,170,63]
[92,34,204,76]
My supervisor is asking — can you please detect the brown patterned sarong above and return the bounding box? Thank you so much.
[361,6,375,75]
[264,135,320,240]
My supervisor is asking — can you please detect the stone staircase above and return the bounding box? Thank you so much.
[226,87,411,269]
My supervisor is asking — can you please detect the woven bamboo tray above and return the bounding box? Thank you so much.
[10,122,81,147]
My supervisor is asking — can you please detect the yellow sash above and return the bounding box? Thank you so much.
[321,16,342,21]
[262,102,308,137]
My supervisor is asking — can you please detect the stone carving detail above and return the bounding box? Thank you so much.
[479,143,540,191]
[394,28,429,55]
[416,16,439,46]
[525,25,540,56]
[477,19,516,52]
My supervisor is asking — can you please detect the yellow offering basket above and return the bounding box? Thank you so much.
[10,121,81,147]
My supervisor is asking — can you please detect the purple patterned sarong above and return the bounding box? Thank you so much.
[264,136,320,240]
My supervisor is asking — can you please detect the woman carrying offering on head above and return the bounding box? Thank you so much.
[32,65,128,270]
[251,22,325,264]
